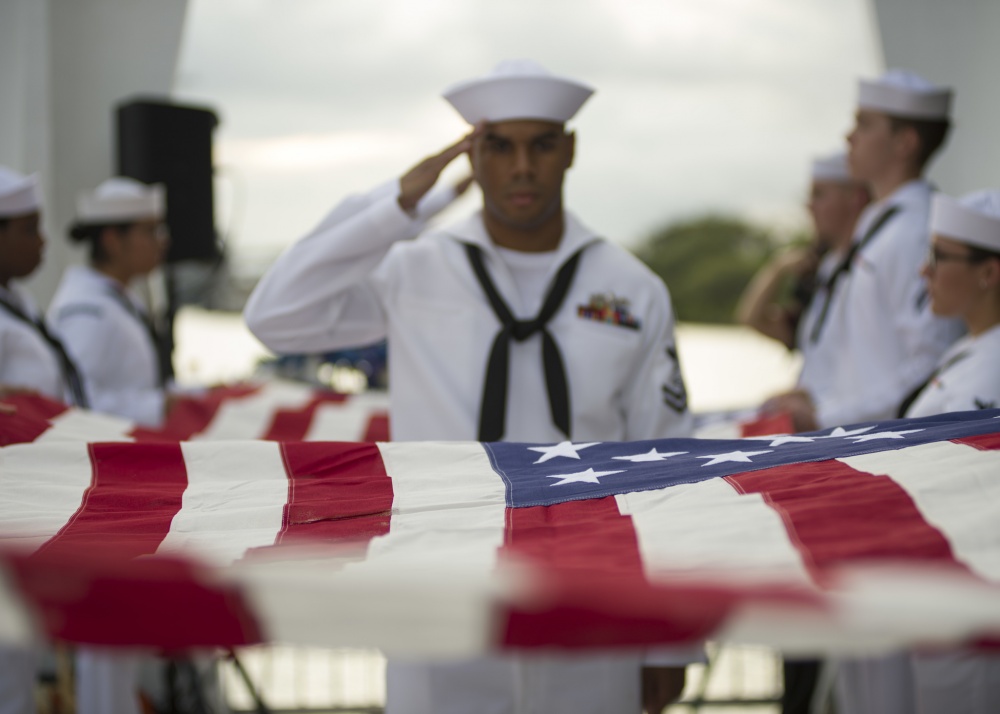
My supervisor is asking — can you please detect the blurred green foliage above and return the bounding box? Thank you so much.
[632,214,796,324]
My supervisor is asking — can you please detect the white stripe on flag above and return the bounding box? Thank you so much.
[191,382,314,441]
[238,443,507,655]
[35,408,134,444]
[616,477,813,585]
[840,439,1000,582]
[374,442,507,570]
[304,391,389,441]
[250,442,502,654]
[156,441,288,565]
[0,443,92,551]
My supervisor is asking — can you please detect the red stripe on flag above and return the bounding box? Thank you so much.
[499,497,727,648]
[37,443,187,560]
[260,391,348,441]
[274,442,392,545]
[362,412,390,442]
[8,549,262,649]
[741,412,795,437]
[0,394,70,446]
[727,460,963,578]
[131,384,261,441]
[503,497,646,576]
[954,431,1000,451]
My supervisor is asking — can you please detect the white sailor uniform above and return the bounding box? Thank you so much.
[48,265,166,427]
[245,180,693,714]
[0,283,72,402]
[904,323,1000,418]
[902,324,1000,714]
[246,183,691,443]
[808,180,964,428]
[794,250,841,400]
[0,282,72,714]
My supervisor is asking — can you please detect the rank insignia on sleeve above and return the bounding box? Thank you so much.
[577,293,641,330]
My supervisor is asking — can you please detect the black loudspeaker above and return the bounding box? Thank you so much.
[116,99,220,263]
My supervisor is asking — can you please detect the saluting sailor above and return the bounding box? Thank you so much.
[763,70,964,432]
[48,177,172,427]
[246,59,693,714]
[739,152,870,381]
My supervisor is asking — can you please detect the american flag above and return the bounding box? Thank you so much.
[1,387,999,657]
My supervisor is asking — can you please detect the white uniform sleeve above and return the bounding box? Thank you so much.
[244,180,456,355]
[938,391,998,414]
[620,281,693,440]
[90,385,164,428]
[49,308,166,426]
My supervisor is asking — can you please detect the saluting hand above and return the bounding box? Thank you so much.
[398,123,484,213]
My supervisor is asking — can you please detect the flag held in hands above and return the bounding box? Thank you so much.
[0,384,999,656]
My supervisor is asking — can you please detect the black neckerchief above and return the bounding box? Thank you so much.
[809,205,902,345]
[104,285,173,387]
[896,349,972,418]
[0,295,90,407]
[464,242,585,442]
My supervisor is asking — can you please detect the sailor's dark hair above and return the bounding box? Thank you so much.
[967,244,1000,263]
[68,221,130,263]
[887,116,951,172]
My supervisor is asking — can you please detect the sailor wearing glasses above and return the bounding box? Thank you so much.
[903,190,1000,418]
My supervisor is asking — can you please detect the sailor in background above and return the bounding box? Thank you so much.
[903,189,1000,713]
[0,166,87,714]
[0,166,87,407]
[904,190,1000,418]
[763,70,964,432]
[47,177,172,714]
[739,153,871,714]
[246,59,694,714]
[48,177,172,427]
[739,152,870,389]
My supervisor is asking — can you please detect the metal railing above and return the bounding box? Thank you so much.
[219,644,783,713]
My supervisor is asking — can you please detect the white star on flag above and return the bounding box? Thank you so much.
[825,426,875,438]
[747,435,818,447]
[528,441,600,464]
[846,429,924,443]
[612,448,688,462]
[696,450,773,467]
[546,468,625,487]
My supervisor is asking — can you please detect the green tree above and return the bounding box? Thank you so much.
[632,214,785,324]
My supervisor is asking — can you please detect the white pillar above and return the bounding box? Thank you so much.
[870,0,1000,193]
[0,0,189,306]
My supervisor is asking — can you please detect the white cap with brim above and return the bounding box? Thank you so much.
[0,167,41,218]
[857,69,952,121]
[811,152,853,183]
[930,190,1000,254]
[443,59,594,125]
[76,177,165,223]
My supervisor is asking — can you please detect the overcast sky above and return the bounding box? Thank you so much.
[173,0,882,275]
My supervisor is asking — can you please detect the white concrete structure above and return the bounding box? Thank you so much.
[0,0,188,305]
[872,0,1000,195]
